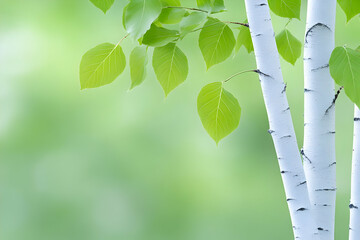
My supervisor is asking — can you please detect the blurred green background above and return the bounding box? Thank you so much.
[1,0,359,239]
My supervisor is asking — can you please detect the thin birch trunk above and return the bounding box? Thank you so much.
[350,106,360,240]
[244,1,317,239]
[303,1,337,239]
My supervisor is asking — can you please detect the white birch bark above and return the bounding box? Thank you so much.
[303,1,337,239]
[244,1,317,239]
[350,106,360,240]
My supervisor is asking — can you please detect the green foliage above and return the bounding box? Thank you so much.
[159,0,185,24]
[276,29,302,65]
[268,0,301,19]
[161,0,181,6]
[142,24,179,47]
[337,0,360,22]
[197,82,241,144]
[235,22,253,54]
[80,43,126,89]
[89,0,114,13]
[199,18,235,69]
[196,0,226,13]
[130,46,148,89]
[152,43,189,96]
[123,0,162,40]
[330,46,360,108]
[81,0,253,142]
[158,8,187,24]
[180,12,207,35]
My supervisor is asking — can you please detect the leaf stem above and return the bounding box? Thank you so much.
[164,6,208,13]
[116,34,129,47]
[223,69,258,83]
[284,18,292,28]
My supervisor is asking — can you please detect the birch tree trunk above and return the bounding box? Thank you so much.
[350,107,360,240]
[244,1,317,239]
[303,1,337,239]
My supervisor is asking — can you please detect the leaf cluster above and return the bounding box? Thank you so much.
[80,0,333,143]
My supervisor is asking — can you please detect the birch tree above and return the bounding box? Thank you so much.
[303,1,337,239]
[79,0,360,239]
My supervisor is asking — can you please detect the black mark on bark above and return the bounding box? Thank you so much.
[315,188,336,192]
[297,181,307,186]
[318,227,328,232]
[255,69,273,79]
[281,135,292,139]
[350,204,359,209]
[325,86,343,115]
[300,148,312,164]
[311,64,329,72]
[282,107,290,112]
[305,23,331,43]
[329,162,336,167]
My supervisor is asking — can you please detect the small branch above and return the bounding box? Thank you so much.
[164,6,208,13]
[223,69,258,83]
[223,21,249,28]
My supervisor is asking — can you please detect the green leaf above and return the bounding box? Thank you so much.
[130,46,148,89]
[199,18,235,69]
[197,82,241,144]
[196,0,225,13]
[329,47,360,108]
[80,43,126,89]
[268,0,301,19]
[142,24,179,47]
[89,0,114,13]
[123,0,162,40]
[161,0,181,6]
[235,22,253,54]
[338,0,360,22]
[158,8,187,24]
[180,12,207,34]
[158,0,187,25]
[152,43,188,96]
[275,29,302,65]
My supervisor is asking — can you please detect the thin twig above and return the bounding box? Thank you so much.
[164,6,208,13]
[223,21,249,28]
[223,70,258,83]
